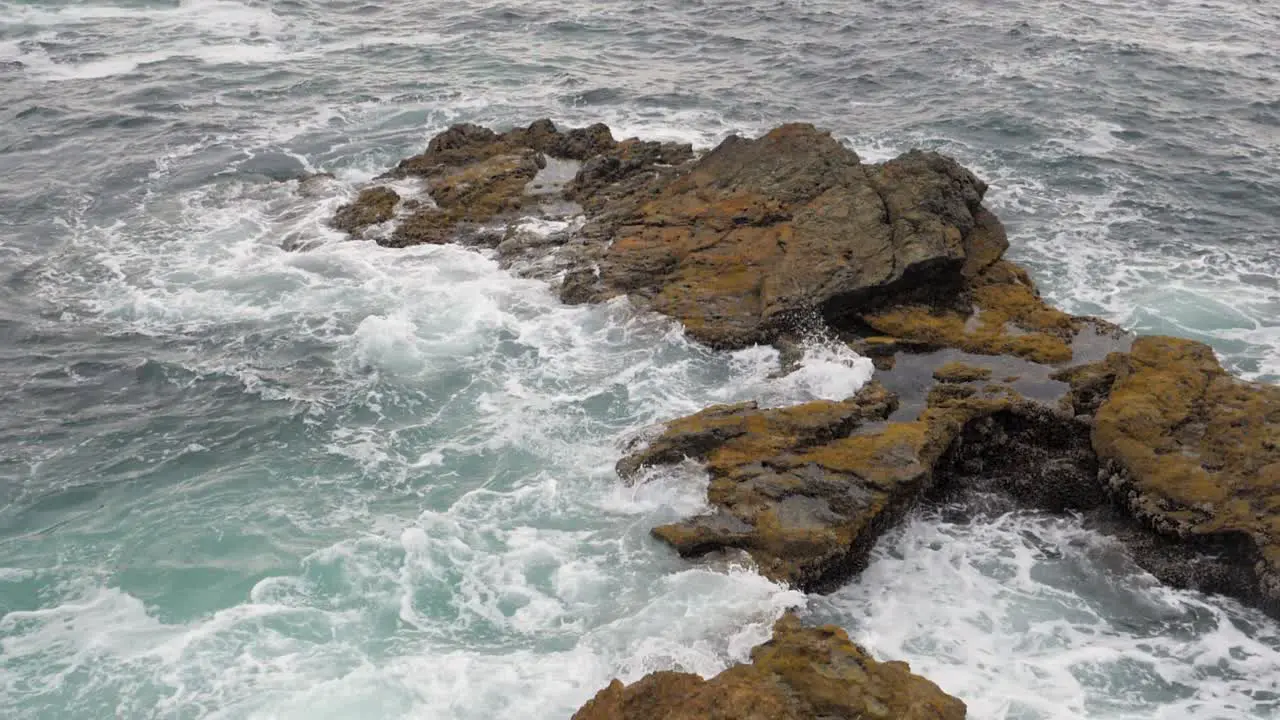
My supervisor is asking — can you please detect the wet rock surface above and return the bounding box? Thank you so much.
[623,374,1100,592]
[331,186,401,236]
[572,613,966,720]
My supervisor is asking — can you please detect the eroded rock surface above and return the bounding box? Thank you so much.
[329,119,694,249]
[1092,336,1280,612]
[560,124,1009,349]
[623,377,1099,591]
[573,612,966,720]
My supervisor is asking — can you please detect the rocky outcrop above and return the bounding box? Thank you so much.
[622,372,1100,592]
[325,120,1280,716]
[330,119,694,248]
[1091,336,1280,612]
[573,613,965,720]
[559,124,1009,349]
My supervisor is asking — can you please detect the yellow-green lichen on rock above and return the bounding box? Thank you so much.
[1093,335,1280,608]
[630,377,1093,592]
[859,261,1079,364]
[572,612,966,720]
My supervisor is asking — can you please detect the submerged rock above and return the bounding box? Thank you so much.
[573,612,966,720]
[931,362,992,383]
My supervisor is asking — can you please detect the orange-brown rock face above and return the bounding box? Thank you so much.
[572,613,966,720]
[1092,335,1280,610]
[560,124,1008,349]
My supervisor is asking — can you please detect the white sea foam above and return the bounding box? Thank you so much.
[812,507,1280,719]
[0,0,304,81]
[1,159,853,718]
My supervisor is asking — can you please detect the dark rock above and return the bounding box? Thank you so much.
[390,123,503,177]
[296,172,338,198]
[548,122,616,160]
[382,209,454,248]
[566,139,696,211]
[339,121,667,247]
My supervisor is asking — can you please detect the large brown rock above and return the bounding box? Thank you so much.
[573,612,965,720]
[559,124,1008,349]
[387,150,543,248]
[625,379,1099,592]
[1092,336,1280,611]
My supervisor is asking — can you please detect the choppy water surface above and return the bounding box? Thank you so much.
[1,1,1278,718]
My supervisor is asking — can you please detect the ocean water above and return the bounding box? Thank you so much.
[1,1,1278,718]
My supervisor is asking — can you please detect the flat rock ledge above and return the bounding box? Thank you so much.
[323,120,1280,719]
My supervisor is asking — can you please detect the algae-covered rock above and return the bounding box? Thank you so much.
[932,362,992,383]
[630,379,1095,591]
[332,119,694,249]
[859,260,1079,364]
[559,123,1007,349]
[1093,335,1280,610]
[331,186,400,236]
[386,150,543,247]
[572,612,966,720]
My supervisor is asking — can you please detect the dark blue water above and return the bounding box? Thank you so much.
[1,1,1278,718]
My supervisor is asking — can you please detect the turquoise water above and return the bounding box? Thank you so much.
[2,1,1279,718]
